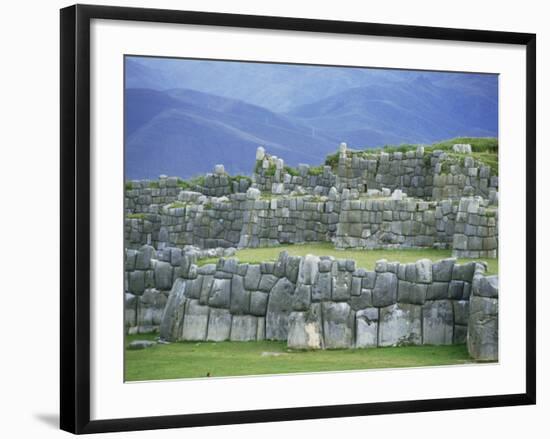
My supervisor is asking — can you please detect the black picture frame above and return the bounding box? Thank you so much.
[60,4,536,434]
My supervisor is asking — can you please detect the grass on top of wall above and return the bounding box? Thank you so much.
[198,243,498,276]
[125,333,475,381]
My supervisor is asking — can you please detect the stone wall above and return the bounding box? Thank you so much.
[153,251,497,359]
[252,145,498,201]
[335,198,456,249]
[125,190,497,256]
[452,197,498,258]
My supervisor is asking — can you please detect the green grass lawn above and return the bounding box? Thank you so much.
[125,334,475,381]
[199,243,498,276]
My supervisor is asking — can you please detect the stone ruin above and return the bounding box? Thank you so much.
[125,143,499,361]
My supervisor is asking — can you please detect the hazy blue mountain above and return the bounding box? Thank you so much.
[126,57,424,113]
[125,88,337,179]
[287,75,498,148]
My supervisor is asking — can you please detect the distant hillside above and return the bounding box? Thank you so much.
[125,88,336,179]
[287,76,497,148]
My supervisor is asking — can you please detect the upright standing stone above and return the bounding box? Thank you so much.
[422,300,454,345]
[355,308,379,348]
[287,303,324,350]
[379,303,422,346]
[322,302,354,349]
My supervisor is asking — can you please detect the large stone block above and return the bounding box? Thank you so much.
[135,245,156,270]
[206,308,232,341]
[379,303,422,346]
[415,259,432,283]
[293,284,311,311]
[475,275,499,298]
[244,264,261,290]
[199,275,214,305]
[250,291,268,316]
[259,274,279,292]
[426,282,449,300]
[297,254,320,285]
[266,278,295,340]
[467,296,498,361]
[287,304,323,350]
[159,278,187,341]
[453,300,470,326]
[137,288,167,329]
[398,281,427,305]
[181,299,209,341]
[125,293,137,328]
[448,280,464,299]
[422,300,454,345]
[372,272,398,307]
[333,270,352,301]
[355,307,379,348]
[230,315,258,341]
[312,272,332,301]
[128,271,145,295]
[350,289,373,310]
[208,278,231,308]
[322,302,355,349]
[230,275,250,315]
[432,258,456,282]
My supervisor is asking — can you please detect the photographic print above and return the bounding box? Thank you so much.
[123,56,499,382]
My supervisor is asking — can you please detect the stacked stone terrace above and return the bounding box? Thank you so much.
[125,142,499,360]
[125,246,498,360]
[125,144,498,257]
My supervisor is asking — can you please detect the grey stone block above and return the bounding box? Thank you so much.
[432,258,456,282]
[398,281,427,305]
[136,245,156,270]
[285,256,301,283]
[297,254,320,285]
[230,275,250,314]
[426,282,449,300]
[475,275,499,298]
[266,278,295,340]
[452,263,475,281]
[208,278,231,308]
[159,278,187,341]
[454,325,467,344]
[250,291,268,316]
[415,259,432,283]
[230,315,258,341]
[287,304,323,350]
[129,271,145,295]
[362,271,377,289]
[181,299,209,341]
[199,275,214,305]
[197,264,216,275]
[244,264,261,290]
[333,270,352,301]
[453,300,469,326]
[379,303,422,346]
[293,284,311,311]
[259,274,279,292]
[422,300,454,345]
[351,289,373,311]
[448,280,464,299]
[372,272,398,307]
[468,296,498,361]
[355,307,379,348]
[322,302,355,349]
[206,308,232,341]
[312,272,332,301]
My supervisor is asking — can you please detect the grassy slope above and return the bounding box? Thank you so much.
[199,243,498,276]
[125,334,474,381]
